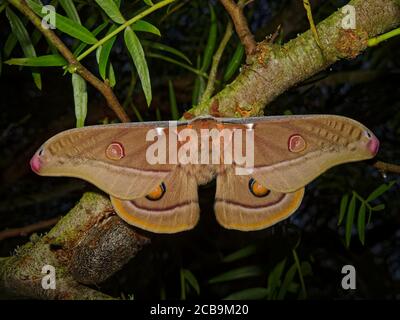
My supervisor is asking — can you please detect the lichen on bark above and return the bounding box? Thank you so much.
[0,193,149,299]
[185,0,400,118]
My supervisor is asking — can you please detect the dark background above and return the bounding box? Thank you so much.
[0,0,399,299]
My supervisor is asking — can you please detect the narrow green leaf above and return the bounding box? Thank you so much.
[31,29,42,46]
[73,22,109,57]
[367,207,372,225]
[6,7,41,89]
[148,52,203,77]
[200,5,217,72]
[144,0,154,5]
[338,194,349,226]
[209,265,263,284]
[108,62,116,87]
[0,0,7,14]
[222,245,257,263]
[98,25,118,80]
[27,0,98,44]
[132,20,161,36]
[72,73,88,128]
[4,13,30,56]
[192,76,205,105]
[287,282,300,294]
[223,288,269,300]
[182,269,200,295]
[124,27,152,106]
[357,202,366,245]
[267,258,287,299]
[59,0,81,23]
[168,80,179,120]
[142,40,191,64]
[155,106,162,120]
[5,55,66,67]
[366,181,396,202]
[94,0,125,24]
[277,264,297,300]
[180,268,186,300]
[345,194,356,248]
[300,261,313,277]
[223,43,244,82]
[292,249,307,299]
[4,34,18,58]
[82,9,101,30]
[131,104,144,122]
[371,204,385,211]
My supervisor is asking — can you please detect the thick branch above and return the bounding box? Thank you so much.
[0,193,149,299]
[8,0,130,123]
[373,161,400,174]
[185,0,400,118]
[219,0,256,56]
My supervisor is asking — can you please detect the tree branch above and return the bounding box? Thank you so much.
[7,0,130,123]
[185,0,400,118]
[219,0,256,56]
[0,217,60,241]
[0,193,149,299]
[373,161,400,174]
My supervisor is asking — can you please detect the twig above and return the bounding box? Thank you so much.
[76,0,176,61]
[373,161,400,174]
[368,27,400,46]
[201,21,233,102]
[147,52,208,78]
[185,0,400,118]
[0,217,60,241]
[219,0,256,56]
[7,0,130,123]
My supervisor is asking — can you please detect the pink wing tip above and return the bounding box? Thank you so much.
[30,154,41,173]
[367,136,380,156]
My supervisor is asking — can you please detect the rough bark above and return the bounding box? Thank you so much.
[0,193,149,299]
[184,0,400,118]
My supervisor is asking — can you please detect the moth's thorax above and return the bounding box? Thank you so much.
[181,164,219,185]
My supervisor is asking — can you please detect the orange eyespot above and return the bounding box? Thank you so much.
[288,134,306,153]
[106,142,125,160]
[146,183,166,201]
[249,178,270,197]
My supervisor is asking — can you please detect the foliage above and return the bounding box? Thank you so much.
[2,0,186,120]
[338,181,396,247]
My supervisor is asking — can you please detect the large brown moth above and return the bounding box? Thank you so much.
[30,115,379,233]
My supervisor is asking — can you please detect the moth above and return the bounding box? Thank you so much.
[30,115,379,233]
